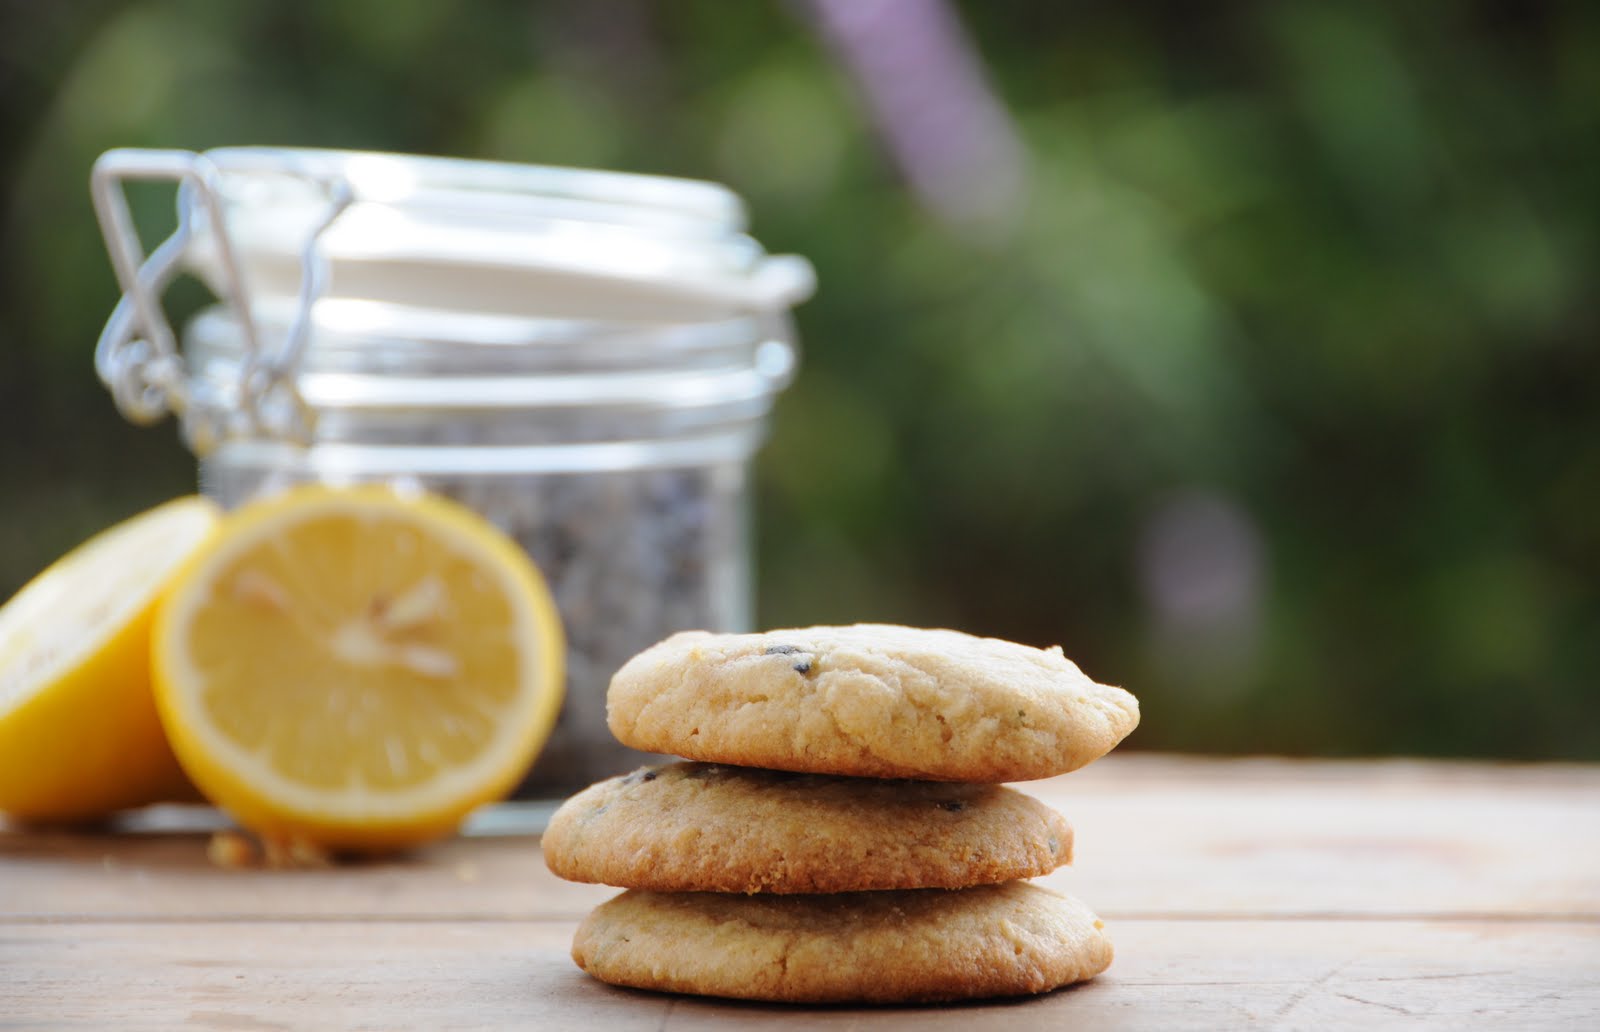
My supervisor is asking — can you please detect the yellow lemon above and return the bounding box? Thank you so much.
[152,484,564,852]
[0,496,219,822]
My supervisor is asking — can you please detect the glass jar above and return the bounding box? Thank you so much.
[90,147,813,794]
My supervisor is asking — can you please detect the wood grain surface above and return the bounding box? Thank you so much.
[3,755,1597,1029]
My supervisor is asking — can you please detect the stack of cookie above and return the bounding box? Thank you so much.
[544,624,1140,1004]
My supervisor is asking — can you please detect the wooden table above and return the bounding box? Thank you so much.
[3,755,1597,1029]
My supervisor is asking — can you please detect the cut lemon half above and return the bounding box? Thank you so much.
[0,496,219,821]
[151,485,564,852]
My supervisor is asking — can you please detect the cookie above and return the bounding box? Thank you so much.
[543,761,1073,893]
[571,882,1113,1003]
[606,624,1139,782]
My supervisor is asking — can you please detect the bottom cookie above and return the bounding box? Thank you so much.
[571,882,1113,1004]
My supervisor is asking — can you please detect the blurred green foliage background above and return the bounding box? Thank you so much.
[2,1,1596,760]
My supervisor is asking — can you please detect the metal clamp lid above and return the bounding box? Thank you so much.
[90,148,349,454]
[91,147,816,454]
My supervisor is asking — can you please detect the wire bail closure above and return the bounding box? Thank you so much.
[90,149,350,455]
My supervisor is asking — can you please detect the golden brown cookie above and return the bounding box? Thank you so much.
[606,624,1139,782]
[571,882,1113,1003]
[543,762,1073,893]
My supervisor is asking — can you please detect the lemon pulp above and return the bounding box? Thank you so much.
[153,485,564,850]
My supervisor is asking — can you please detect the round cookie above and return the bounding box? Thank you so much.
[543,762,1073,893]
[571,882,1114,1003]
[606,624,1139,782]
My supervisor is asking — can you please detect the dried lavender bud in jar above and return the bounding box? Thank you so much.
[439,464,748,795]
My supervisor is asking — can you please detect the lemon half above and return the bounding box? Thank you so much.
[152,485,564,851]
[0,496,219,821]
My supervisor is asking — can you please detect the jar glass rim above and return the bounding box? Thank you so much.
[186,302,773,358]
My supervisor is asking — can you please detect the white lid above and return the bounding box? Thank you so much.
[185,147,815,324]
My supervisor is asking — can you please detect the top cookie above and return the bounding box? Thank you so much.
[607,624,1139,782]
